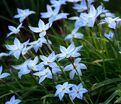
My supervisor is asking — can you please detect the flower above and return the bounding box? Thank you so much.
[41,5,59,19]
[5,38,29,59]
[40,5,68,24]
[0,66,10,79]
[64,58,87,79]
[69,83,88,101]
[75,5,105,28]
[12,59,31,79]
[7,23,22,37]
[5,95,21,104]
[55,82,73,100]
[14,8,35,23]
[65,28,84,41]
[104,31,114,40]
[73,0,87,12]
[50,0,66,9]
[29,37,51,52]
[58,42,83,61]
[40,51,57,66]
[40,52,61,74]
[33,67,52,83]
[29,19,51,37]
[27,56,40,71]
[100,17,121,29]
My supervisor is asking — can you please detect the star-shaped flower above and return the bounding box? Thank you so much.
[40,51,57,66]
[29,19,51,37]
[7,23,22,37]
[65,28,84,41]
[5,95,21,104]
[58,42,83,61]
[64,58,87,79]
[40,5,68,24]
[100,17,121,29]
[73,0,87,12]
[69,83,88,101]
[14,8,35,23]
[104,31,114,40]
[33,67,52,83]
[55,82,73,100]
[12,59,31,78]
[6,38,29,59]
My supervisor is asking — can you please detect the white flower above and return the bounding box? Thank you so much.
[27,56,39,71]
[7,23,22,37]
[40,51,57,66]
[100,17,121,29]
[29,37,48,52]
[50,0,66,8]
[33,67,52,83]
[0,66,10,79]
[104,31,114,40]
[5,95,21,104]
[65,28,84,41]
[12,59,31,79]
[29,19,50,37]
[58,42,83,61]
[73,0,87,12]
[69,83,88,101]
[6,38,29,59]
[64,58,87,79]
[14,8,35,23]
[41,5,68,24]
[55,82,73,100]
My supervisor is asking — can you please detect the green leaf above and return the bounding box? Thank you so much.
[92,78,121,90]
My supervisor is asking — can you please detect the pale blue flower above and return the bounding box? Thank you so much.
[40,52,61,74]
[58,42,83,61]
[65,28,84,41]
[49,63,61,74]
[6,38,29,59]
[29,37,51,52]
[74,5,105,28]
[40,5,68,24]
[41,5,59,19]
[64,58,87,79]
[100,10,115,18]
[21,45,32,56]
[7,23,22,37]
[55,82,73,100]
[40,51,57,66]
[100,17,121,29]
[50,0,66,8]
[29,19,51,37]
[33,67,52,83]
[87,0,94,7]
[14,8,35,23]
[104,31,114,40]
[73,0,87,12]
[5,95,21,104]
[12,59,31,79]
[69,83,88,101]
[28,56,39,71]
[0,66,10,79]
